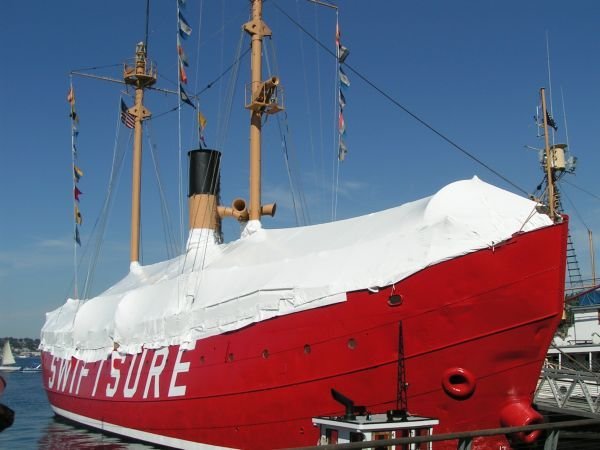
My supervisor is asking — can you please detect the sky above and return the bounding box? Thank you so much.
[1,1,600,338]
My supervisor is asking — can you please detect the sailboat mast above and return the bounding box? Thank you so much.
[124,43,156,265]
[540,87,557,221]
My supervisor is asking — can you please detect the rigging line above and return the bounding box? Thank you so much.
[266,36,310,224]
[195,47,250,97]
[562,179,600,202]
[216,28,245,149]
[176,1,185,255]
[144,0,150,50]
[332,9,340,221]
[560,86,571,151]
[69,63,122,73]
[146,122,179,259]
[546,31,556,145]
[561,186,590,232]
[295,0,320,221]
[271,0,529,197]
[83,104,130,299]
[69,76,79,299]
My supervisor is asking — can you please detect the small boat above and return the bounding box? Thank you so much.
[22,364,42,373]
[0,341,22,372]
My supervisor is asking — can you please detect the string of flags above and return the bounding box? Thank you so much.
[176,2,208,149]
[533,105,558,133]
[67,84,84,246]
[336,20,350,161]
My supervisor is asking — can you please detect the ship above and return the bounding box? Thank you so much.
[40,1,568,449]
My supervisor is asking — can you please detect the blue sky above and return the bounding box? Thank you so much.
[1,0,600,338]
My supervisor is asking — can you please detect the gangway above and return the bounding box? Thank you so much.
[535,366,600,418]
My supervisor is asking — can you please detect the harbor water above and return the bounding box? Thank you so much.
[0,358,155,450]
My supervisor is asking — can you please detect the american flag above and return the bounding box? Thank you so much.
[120,99,135,129]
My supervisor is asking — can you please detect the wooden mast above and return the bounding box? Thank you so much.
[124,43,157,265]
[540,87,557,221]
[243,0,281,223]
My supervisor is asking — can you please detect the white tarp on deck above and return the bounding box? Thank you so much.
[41,177,554,361]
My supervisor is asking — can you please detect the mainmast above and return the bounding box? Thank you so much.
[243,0,282,223]
[124,42,157,265]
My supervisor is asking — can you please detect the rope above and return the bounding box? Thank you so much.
[81,99,130,299]
[270,0,529,197]
[146,122,179,259]
[216,28,245,149]
[266,38,310,225]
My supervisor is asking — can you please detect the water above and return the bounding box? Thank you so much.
[0,358,156,450]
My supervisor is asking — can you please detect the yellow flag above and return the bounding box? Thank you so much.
[198,111,207,131]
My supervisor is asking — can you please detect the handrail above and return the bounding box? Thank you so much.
[282,418,600,450]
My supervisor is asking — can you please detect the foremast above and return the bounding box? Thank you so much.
[123,43,157,265]
[539,87,559,222]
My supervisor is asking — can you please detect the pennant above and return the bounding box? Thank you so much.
[338,138,348,161]
[73,165,83,182]
[339,89,346,109]
[198,111,207,131]
[120,99,135,129]
[338,45,350,64]
[67,86,75,105]
[74,186,82,202]
[339,67,350,87]
[178,12,192,39]
[179,61,188,84]
[75,226,81,246]
[180,86,196,109]
[72,143,78,155]
[75,204,83,225]
[69,110,78,122]
[338,111,346,135]
[199,135,207,148]
[546,111,558,131]
[178,42,189,67]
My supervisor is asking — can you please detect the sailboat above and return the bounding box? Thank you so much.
[0,341,21,372]
[40,1,568,449]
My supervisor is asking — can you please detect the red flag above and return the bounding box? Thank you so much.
[179,62,188,84]
[74,186,82,202]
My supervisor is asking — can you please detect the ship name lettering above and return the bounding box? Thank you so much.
[106,352,125,398]
[57,358,71,392]
[168,347,190,397]
[124,349,147,398]
[76,362,89,395]
[143,347,169,399]
[48,356,56,389]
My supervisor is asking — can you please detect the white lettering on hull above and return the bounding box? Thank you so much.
[47,344,193,400]
[124,349,147,398]
[106,352,125,398]
[169,347,190,397]
[143,347,169,399]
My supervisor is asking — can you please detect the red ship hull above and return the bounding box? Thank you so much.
[42,221,567,449]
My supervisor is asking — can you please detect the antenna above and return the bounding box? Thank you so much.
[144,0,151,50]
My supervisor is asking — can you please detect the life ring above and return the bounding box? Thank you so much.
[441,367,476,399]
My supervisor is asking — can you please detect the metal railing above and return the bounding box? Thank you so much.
[282,418,600,450]
[535,367,600,417]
